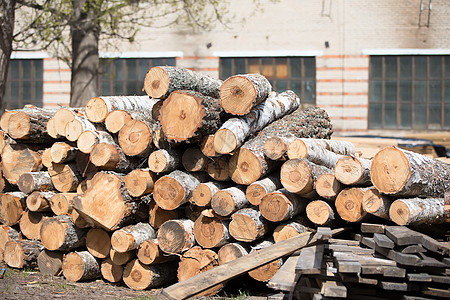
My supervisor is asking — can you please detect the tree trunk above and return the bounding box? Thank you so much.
[70,0,100,107]
[0,191,27,226]
[77,129,115,154]
[211,185,249,217]
[389,197,450,225]
[48,163,82,192]
[259,189,308,222]
[144,66,222,99]
[214,91,300,154]
[220,73,272,115]
[159,90,225,142]
[286,139,344,170]
[41,148,53,169]
[62,251,101,282]
[37,249,64,276]
[182,147,208,172]
[246,174,282,206]
[1,142,42,185]
[18,171,54,194]
[148,149,182,173]
[123,259,177,290]
[193,213,232,248]
[315,173,343,200]
[0,0,15,113]
[229,207,269,242]
[217,242,250,265]
[248,240,283,282]
[101,257,123,283]
[178,246,222,296]
[335,187,373,223]
[137,239,178,265]
[49,192,77,215]
[19,211,48,240]
[287,138,356,160]
[4,239,43,269]
[334,156,372,186]
[40,214,87,251]
[111,222,156,253]
[124,168,156,197]
[206,156,230,181]
[228,147,276,185]
[371,146,450,198]
[157,219,195,254]
[306,200,340,226]
[273,218,311,243]
[191,181,231,207]
[26,191,56,212]
[362,186,393,220]
[118,119,156,157]
[46,118,64,139]
[86,228,111,259]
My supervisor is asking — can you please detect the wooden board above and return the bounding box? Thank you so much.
[295,245,324,275]
[268,254,300,292]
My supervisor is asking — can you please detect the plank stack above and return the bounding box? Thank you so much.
[0,65,449,298]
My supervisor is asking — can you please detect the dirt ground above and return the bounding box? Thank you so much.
[0,262,277,300]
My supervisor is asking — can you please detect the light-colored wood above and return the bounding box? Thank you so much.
[77,129,115,154]
[0,225,19,254]
[104,110,133,133]
[362,187,393,219]
[37,249,64,276]
[124,169,156,197]
[26,191,55,212]
[71,209,94,229]
[64,115,97,142]
[1,142,42,185]
[62,251,101,282]
[137,239,178,265]
[110,248,135,266]
[211,186,248,217]
[90,142,137,172]
[111,222,156,253]
[229,207,268,242]
[148,201,180,230]
[157,219,195,254]
[334,156,372,186]
[6,107,54,141]
[389,197,450,225]
[191,181,231,207]
[306,200,339,226]
[148,149,182,173]
[54,107,84,137]
[182,147,208,172]
[315,173,343,200]
[19,211,48,240]
[123,258,177,290]
[200,135,221,158]
[287,138,356,160]
[4,239,43,269]
[246,174,282,206]
[118,119,155,157]
[18,171,54,194]
[248,240,283,282]
[49,193,77,215]
[217,242,250,265]
[194,213,231,248]
[263,136,296,160]
[40,148,53,169]
[86,228,111,259]
[206,156,230,181]
[229,147,275,185]
[335,187,369,223]
[101,257,123,283]
[267,254,299,292]
[0,192,27,226]
[272,218,311,243]
[40,214,87,251]
[260,189,308,222]
[48,163,81,193]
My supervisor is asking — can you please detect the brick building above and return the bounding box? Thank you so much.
[5,0,450,134]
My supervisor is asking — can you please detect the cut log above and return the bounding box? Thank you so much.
[287,140,343,170]
[124,169,156,197]
[0,192,27,226]
[287,138,356,160]
[389,197,450,225]
[49,142,77,164]
[62,251,101,282]
[26,191,55,212]
[46,117,63,139]
[229,207,269,242]
[86,228,111,259]
[228,147,276,185]
[1,142,42,185]
[248,240,283,282]
[104,110,132,133]
[0,225,20,255]
[77,130,115,154]
[263,135,297,161]
[48,163,82,193]
[280,158,331,197]
[362,187,393,220]
[211,185,248,217]
[53,107,85,137]
[71,209,94,229]
[153,170,202,210]
[273,218,311,243]
[40,214,87,251]
[111,222,156,253]
[371,146,450,197]
[4,239,43,269]
[76,152,98,177]
[157,219,195,254]
[6,106,54,141]
[152,125,180,150]
[40,148,53,169]
[65,115,98,142]
[200,135,221,158]
[49,193,77,215]
[334,156,372,186]
[259,189,308,222]
[306,200,340,226]
[0,111,15,132]
[335,187,371,223]
[217,242,250,265]
[0,130,11,154]
[148,201,180,230]
[193,213,232,248]
[37,249,64,276]
[159,90,225,142]
[214,91,299,154]
[118,119,155,157]
[18,171,54,194]
[73,172,147,231]
[110,248,135,266]
[19,211,48,240]
[90,142,139,173]
[220,73,272,115]
[137,239,178,265]
[101,257,123,283]
[144,66,222,99]
[315,173,343,200]
[123,258,177,290]
[206,156,230,181]
[246,174,282,206]
[148,149,182,173]
[182,147,208,172]
[0,172,15,193]
[191,181,231,207]
[85,95,158,123]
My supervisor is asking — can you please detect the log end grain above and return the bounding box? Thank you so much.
[228,148,263,185]
[137,240,159,265]
[124,169,155,198]
[280,159,313,194]
[86,228,111,259]
[118,119,152,157]
[264,137,288,160]
[157,219,194,254]
[153,175,188,210]
[101,257,123,283]
[65,119,83,142]
[246,182,268,206]
[192,183,214,207]
[85,97,109,123]
[50,193,75,215]
[62,251,99,282]
[111,230,134,253]
[388,200,411,226]
[0,193,25,226]
[4,240,25,268]
[40,218,67,251]
[213,128,237,154]
[260,192,291,222]
[286,139,308,160]
[220,75,257,115]
[193,215,226,248]
[211,190,237,217]
[105,110,132,134]
[229,214,257,242]
[148,150,170,173]
[182,148,208,172]
[144,66,170,99]
[37,249,63,276]
[306,200,333,225]
[77,130,97,154]
[206,157,230,182]
[334,156,364,185]
[200,135,220,157]
[90,143,119,169]
[217,243,248,265]
[7,111,31,139]
[362,187,384,214]
[335,188,366,223]
[315,173,342,200]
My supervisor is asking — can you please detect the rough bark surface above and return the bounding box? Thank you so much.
[0,0,15,113]
[259,189,308,222]
[287,138,355,160]
[389,197,449,225]
[62,251,101,282]
[246,174,282,206]
[40,214,87,251]
[6,107,55,142]
[18,171,54,194]
[4,239,44,269]
[111,222,156,253]
[334,156,372,186]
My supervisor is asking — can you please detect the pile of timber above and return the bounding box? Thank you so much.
[0,65,449,298]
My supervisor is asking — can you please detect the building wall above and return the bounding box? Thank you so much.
[21,0,450,133]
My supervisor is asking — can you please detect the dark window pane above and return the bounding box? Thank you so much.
[445,81,450,103]
[165,58,176,66]
[385,56,397,79]
[429,80,442,102]
[384,103,397,128]
[445,56,450,79]
[384,80,397,101]
[370,56,382,79]
[220,58,232,79]
[114,60,124,80]
[234,58,246,74]
[290,81,302,99]
[139,59,149,80]
[35,81,43,102]
[414,81,426,103]
[248,58,260,74]
[303,81,315,104]
[414,56,427,79]
[445,104,450,129]
[101,81,110,96]
[34,60,43,80]
[276,80,287,92]
[429,103,442,129]
[152,58,163,66]
[399,80,412,101]
[370,80,382,102]
[414,104,427,129]
[369,103,382,128]
[10,60,20,79]
[10,81,19,100]
[126,81,137,95]
[127,59,137,81]
[399,56,412,79]
[114,82,123,95]
[400,103,412,129]
[290,58,301,78]
[23,81,31,100]
[429,56,442,79]
[304,58,315,78]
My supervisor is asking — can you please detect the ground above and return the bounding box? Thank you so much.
[0,262,276,300]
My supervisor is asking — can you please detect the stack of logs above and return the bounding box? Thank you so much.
[0,66,449,297]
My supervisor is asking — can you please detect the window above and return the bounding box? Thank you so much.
[100,57,176,96]
[219,57,316,104]
[4,59,43,109]
[369,55,450,130]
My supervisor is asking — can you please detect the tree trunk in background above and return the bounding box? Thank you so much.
[0,0,16,113]
[70,0,100,107]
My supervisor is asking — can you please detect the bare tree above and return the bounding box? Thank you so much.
[0,0,16,113]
